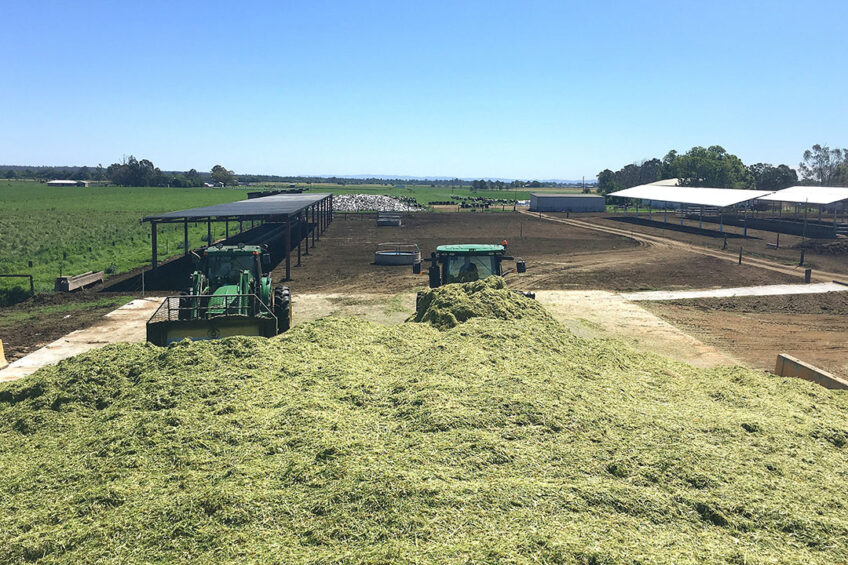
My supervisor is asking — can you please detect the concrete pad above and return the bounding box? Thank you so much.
[535,290,737,368]
[0,297,165,383]
[620,282,848,302]
[293,292,416,325]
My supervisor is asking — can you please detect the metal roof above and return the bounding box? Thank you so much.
[141,193,331,222]
[609,183,773,207]
[530,193,604,198]
[757,186,848,205]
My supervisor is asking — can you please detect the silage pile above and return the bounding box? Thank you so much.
[2,279,848,564]
[333,194,421,212]
[410,276,548,328]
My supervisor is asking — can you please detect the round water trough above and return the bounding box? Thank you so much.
[374,243,421,265]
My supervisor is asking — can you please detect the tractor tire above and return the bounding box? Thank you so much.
[273,286,291,333]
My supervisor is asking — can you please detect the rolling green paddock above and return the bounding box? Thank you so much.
[0,181,254,300]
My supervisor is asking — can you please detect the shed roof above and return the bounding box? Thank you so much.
[757,186,848,205]
[530,193,603,198]
[141,193,331,222]
[609,183,773,207]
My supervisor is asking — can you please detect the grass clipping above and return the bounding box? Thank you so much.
[409,276,548,328]
[1,279,847,563]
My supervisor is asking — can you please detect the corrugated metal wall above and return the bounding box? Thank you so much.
[530,195,605,212]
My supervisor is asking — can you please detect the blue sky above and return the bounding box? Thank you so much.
[2,0,846,179]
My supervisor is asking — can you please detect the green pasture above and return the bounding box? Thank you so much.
[0,181,255,301]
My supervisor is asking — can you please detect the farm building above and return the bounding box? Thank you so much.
[530,193,605,212]
[46,179,89,187]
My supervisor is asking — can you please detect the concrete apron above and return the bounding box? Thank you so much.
[620,282,848,302]
[0,297,165,383]
[535,290,737,368]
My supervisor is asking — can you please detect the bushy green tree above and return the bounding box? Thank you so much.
[211,165,238,186]
[748,163,797,190]
[799,144,846,185]
[673,145,752,188]
[106,156,162,186]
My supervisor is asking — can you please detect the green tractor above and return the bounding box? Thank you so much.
[146,243,291,345]
[412,243,534,302]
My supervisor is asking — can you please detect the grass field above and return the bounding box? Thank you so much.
[0,181,259,302]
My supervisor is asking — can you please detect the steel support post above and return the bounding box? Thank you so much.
[297,212,302,266]
[207,219,212,246]
[285,216,291,281]
[304,210,309,255]
[311,204,316,247]
[184,221,189,256]
[151,221,158,271]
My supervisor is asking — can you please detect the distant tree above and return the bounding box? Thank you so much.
[596,169,617,194]
[528,180,542,188]
[5,169,16,179]
[799,144,846,185]
[211,164,238,186]
[106,156,161,186]
[674,145,752,188]
[748,163,797,190]
[186,168,203,187]
[637,158,662,185]
[93,164,105,181]
[72,166,90,181]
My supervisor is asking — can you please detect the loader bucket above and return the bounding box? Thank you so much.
[146,295,279,346]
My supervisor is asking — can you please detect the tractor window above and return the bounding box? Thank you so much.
[445,255,497,283]
[206,255,256,284]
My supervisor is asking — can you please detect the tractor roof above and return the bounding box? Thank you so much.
[436,244,504,254]
[205,244,262,255]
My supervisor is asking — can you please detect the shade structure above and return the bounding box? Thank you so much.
[142,193,332,222]
[609,183,773,208]
[757,186,848,205]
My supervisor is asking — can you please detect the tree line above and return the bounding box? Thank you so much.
[2,158,239,187]
[597,144,848,194]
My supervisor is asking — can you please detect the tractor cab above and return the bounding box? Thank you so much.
[413,243,526,288]
[203,244,268,287]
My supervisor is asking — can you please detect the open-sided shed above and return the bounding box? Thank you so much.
[141,193,333,281]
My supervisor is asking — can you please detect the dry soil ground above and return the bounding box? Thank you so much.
[3,211,845,378]
[644,292,848,379]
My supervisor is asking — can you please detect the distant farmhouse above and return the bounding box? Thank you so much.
[46,179,89,187]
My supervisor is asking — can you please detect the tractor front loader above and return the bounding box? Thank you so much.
[146,243,291,345]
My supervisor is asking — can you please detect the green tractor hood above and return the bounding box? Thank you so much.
[208,284,242,315]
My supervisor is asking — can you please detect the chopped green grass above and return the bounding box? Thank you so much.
[1,279,847,563]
